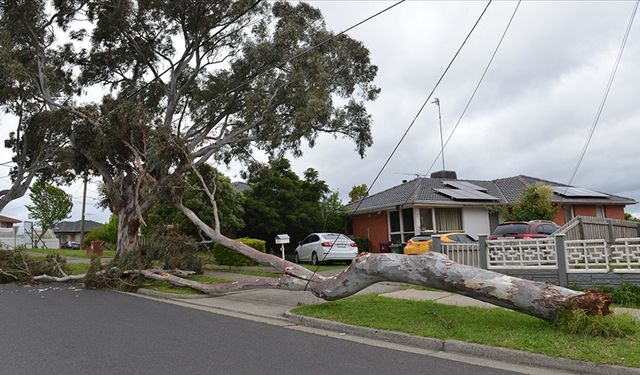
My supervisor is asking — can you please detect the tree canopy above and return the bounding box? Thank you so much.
[348,183,369,202]
[26,179,73,245]
[240,158,337,251]
[504,183,558,221]
[0,0,379,256]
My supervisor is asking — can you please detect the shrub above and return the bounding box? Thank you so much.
[214,237,266,266]
[84,215,118,248]
[554,308,638,337]
[349,236,370,253]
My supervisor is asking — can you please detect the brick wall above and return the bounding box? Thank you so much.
[352,212,388,252]
[605,205,625,220]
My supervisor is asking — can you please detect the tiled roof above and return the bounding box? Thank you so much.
[53,220,103,233]
[346,175,636,214]
[0,215,21,223]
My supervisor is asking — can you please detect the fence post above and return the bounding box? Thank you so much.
[431,234,441,253]
[478,234,488,270]
[607,219,615,244]
[577,216,585,240]
[555,234,568,287]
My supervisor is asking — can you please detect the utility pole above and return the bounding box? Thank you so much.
[79,176,87,250]
[432,97,445,172]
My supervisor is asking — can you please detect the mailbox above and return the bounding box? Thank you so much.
[275,234,290,260]
[275,234,290,245]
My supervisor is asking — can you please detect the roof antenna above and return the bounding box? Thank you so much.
[432,97,445,173]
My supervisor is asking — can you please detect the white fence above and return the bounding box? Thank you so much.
[0,228,59,249]
[442,243,481,268]
[565,239,609,273]
[487,238,557,269]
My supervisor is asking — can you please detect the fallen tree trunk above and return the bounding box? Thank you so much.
[172,203,611,321]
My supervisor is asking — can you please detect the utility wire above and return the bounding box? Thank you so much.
[422,0,521,178]
[306,0,493,288]
[212,1,406,102]
[561,0,638,196]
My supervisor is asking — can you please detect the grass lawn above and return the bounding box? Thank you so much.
[293,294,640,368]
[28,248,116,259]
[144,274,230,295]
[64,263,91,275]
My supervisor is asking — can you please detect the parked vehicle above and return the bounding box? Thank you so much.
[403,233,476,255]
[61,241,81,250]
[293,233,358,265]
[488,220,559,240]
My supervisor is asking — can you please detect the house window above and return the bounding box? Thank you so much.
[564,205,574,222]
[596,205,605,218]
[389,208,416,243]
[419,208,434,232]
[435,208,463,231]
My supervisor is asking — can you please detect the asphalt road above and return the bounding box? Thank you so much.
[0,284,521,375]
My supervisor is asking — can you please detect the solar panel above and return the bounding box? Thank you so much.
[553,186,608,198]
[443,181,488,192]
[435,188,499,201]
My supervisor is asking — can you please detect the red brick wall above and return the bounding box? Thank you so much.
[573,205,597,217]
[352,212,388,253]
[605,205,625,220]
[553,204,627,225]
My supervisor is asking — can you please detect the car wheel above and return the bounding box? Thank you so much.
[294,252,300,263]
[311,252,320,266]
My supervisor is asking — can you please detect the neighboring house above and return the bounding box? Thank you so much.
[53,220,103,246]
[346,172,636,252]
[0,215,21,228]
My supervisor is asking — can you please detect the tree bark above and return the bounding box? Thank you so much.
[116,205,142,259]
[172,203,611,321]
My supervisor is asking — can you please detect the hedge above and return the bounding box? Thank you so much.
[213,237,266,266]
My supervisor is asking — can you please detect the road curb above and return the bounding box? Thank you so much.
[283,312,640,375]
[136,288,210,299]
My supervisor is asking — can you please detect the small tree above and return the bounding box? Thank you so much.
[624,212,640,222]
[349,184,369,203]
[26,179,73,247]
[504,183,558,221]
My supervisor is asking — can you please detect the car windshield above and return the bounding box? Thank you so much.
[322,234,350,241]
[449,234,475,243]
[410,236,431,242]
[492,223,528,236]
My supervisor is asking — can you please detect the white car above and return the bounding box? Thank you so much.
[293,233,359,265]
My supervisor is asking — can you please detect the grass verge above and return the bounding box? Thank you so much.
[143,274,230,295]
[292,294,640,367]
[28,248,116,259]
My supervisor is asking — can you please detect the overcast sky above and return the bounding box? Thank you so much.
[1,0,639,224]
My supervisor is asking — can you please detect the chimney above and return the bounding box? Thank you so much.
[430,170,457,179]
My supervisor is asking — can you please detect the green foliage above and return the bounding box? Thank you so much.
[349,236,370,252]
[348,184,369,202]
[624,212,640,222]
[321,191,348,233]
[146,166,245,238]
[554,309,638,338]
[26,179,73,235]
[84,214,118,248]
[240,158,335,250]
[504,183,558,221]
[214,238,266,266]
[138,229,203,273]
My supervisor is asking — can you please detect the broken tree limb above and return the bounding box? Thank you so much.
[33,273,87,282]
[176,203,611,321]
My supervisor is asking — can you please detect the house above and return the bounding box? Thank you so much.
[346,172,636,252]
[53,220,103,246]
[0,215,21,228]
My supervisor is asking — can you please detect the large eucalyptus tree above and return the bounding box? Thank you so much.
[2,0,379,257]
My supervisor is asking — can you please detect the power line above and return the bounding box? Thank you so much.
[306,0,494,287]
[422,0,521,178]
[562,0,638,194]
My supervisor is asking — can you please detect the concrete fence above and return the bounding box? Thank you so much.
[432,233,640,288]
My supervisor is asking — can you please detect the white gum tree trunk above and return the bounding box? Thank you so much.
[174,203,611,321]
